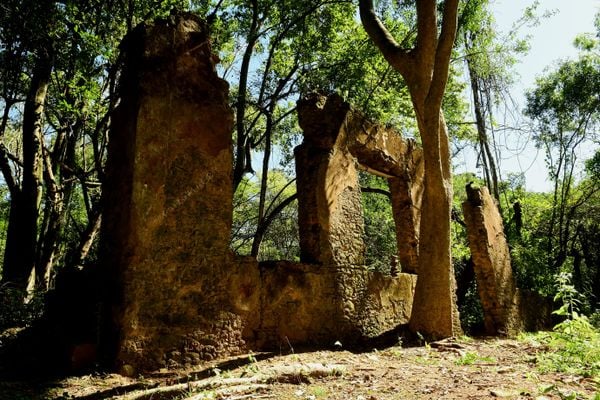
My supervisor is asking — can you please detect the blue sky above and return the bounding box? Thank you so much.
[496,0,598,89]
[463,0,600,192]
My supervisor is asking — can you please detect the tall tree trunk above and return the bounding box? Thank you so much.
[409,112,461,338]
[36,196,61,288]
[464,32,501,207]
[546,132,566,260]
[251,115,272,258]
[35,133,77,289]
[584,229,600,309]
[2,197,27,288]
[468,68,500,206]
[2,52,52,291]
[359,0,462,339]
[232,0,259,191]
[0,100,15,138]
[68,208,102,268]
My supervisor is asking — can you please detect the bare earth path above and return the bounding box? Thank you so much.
[1,338,597,399]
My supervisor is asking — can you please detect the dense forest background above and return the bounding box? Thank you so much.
[0,0,599,335]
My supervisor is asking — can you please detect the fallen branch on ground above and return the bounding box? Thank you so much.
[116,363,346,400]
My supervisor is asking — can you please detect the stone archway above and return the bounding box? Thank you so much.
[295,93,423,274]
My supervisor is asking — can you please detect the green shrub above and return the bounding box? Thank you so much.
[589,310,600,329]
[524,273,600,379]
[533,316,600,378]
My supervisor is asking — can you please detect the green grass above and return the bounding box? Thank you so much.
[309,385,329,398]
[454,351,496,366]
[519,272,600,383]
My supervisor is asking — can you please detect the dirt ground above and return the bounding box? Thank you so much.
[0,337,597,400]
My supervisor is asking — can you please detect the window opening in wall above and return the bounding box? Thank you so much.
[230,170,300,262]
[359,171,398,274]
[256,195,299,262]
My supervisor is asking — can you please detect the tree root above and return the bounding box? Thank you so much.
[116,363,345,400]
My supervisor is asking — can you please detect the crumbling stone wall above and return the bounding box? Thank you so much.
[239,94,422,349]
[100,19,426,370]
[462,184,521,335]
[239,93,422,347]
[462,184,552,335]
[100,14,246,373]
[242,261,416,349]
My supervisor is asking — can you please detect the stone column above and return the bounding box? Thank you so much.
[462,184,520,335]
[100,14,242,373]
[295,94,365,266]
[389,174,421,274]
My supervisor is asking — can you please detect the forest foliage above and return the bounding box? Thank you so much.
[0,0,599,340]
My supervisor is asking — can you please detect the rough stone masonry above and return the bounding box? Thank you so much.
[100,13,244,372]
[100,16,424,370]
[462,184,552,335]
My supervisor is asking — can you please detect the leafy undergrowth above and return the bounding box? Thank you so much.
[522,317,600,380]
[1,337,599,400]
[515,272,600,399]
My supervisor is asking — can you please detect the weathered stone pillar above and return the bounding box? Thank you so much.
[389,168,423,274]
[100,14,242,372]
[462,184,520,335]
[295,94,365,266]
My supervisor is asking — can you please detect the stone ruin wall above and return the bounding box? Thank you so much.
[236,93,424,351]
[462,185,520,335]
[242,261,417,350]
[295,93,423,274]
[249,93,424,349]
[100,14,249,372]
[100,13,423,373]
[462,185,551,335]
[99,13,544,374]
[245,94,422,349]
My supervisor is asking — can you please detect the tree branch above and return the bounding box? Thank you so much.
[258,193,298,237]
[233,0,260,191]
[0,144,18,196]
[251,193,298,256]
[265,178,297,217]
[358,0,409,75]
[360,186,391,199]
[429,0,460,109]
[415,0,438,62]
